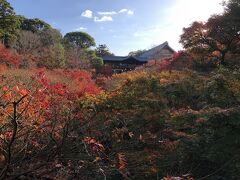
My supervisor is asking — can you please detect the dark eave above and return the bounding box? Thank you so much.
[103,56,148,63]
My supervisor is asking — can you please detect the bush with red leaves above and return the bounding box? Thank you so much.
[0,44,19,67]
[146,51,193,71]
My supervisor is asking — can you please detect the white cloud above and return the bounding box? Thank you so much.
[88,8,134,23]
[81,10,93,18]
[98,9,134,16]
[119,9,128,13]
[94,16,113,22]
[127,10,134,15]
[119,9,134,15]
[98,11,117,15]
[75,27,87,31]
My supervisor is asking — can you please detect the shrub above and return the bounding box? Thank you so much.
[91,57,103,73]
[0,43,19,67]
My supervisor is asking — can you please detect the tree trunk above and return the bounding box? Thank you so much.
[220,52,226,66]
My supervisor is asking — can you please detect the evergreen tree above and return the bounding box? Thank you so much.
[0,0,20,47]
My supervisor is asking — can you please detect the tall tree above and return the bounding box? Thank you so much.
[95,44,113,57]
[38,28,62,47]
[224,0,240,53]
[13,30,42,67]
[14,30,41,55]
[64,31,96,49]
[207,15,240,64]
[224,0,240,16]
[38,43,66,69]
[91,56,103,73]
[19,16,51,33]
[65,47,96,69]
[180,0,240,65]
[0,0,20,47]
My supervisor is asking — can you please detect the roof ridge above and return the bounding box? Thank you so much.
[148,41,168,51]
[139,41,170,58]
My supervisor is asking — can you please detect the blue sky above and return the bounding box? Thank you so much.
[8,0,224,55]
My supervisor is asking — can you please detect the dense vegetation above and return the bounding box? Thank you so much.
[0,0,113,71]
[0,0,239,179]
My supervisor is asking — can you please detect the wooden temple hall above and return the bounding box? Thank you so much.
[102,41,175,73]
[102,56,147,72]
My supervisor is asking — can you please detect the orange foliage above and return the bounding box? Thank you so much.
[0,44,19,67]
[52,69,102,97]
[0,68,102,163]
[145,51,193,71]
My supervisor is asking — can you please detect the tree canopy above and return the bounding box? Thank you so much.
[91,56,103,73]
[180,0,240,65]
[0,0,20,47]
[19,17,51,33]
[64,31,96,49]
[38,28,62,47]
[95,44,113,57]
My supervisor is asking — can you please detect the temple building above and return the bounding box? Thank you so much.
[102,41,175,72]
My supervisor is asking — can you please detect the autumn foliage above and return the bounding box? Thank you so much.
[0,0,239,179]
[0,43,19,67]
[144,51,193,72]
[0,68,103,179]
[1,59,240,179]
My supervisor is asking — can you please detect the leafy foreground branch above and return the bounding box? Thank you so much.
[0,94,27,179]
[0,68,240,179]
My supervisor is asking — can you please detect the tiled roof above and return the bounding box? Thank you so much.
[139,41,175,59]
[102,56,148,62]
[103,56,129,61]
[102,41,175,63]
